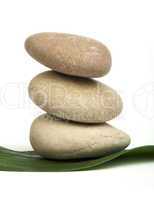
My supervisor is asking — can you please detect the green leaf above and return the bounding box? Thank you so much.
[0,145,153,172]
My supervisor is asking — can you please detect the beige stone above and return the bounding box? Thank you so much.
[30,114,130,160]
[25,32,111,78]
[28,71,123,123]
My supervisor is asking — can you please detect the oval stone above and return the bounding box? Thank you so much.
[29,71,123,123]
[25,32,111,78]
[30,114,130,160]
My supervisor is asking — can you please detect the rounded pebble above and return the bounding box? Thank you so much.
[28,71,123,123]
[30,114,130,160]
[25,32,111,78]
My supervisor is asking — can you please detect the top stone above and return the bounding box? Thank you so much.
[25,32,111,78]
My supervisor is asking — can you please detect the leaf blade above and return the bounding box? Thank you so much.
[0,146,153,172]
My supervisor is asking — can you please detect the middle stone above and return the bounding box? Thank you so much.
[29,71,123,123]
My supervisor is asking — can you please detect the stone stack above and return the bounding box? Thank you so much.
[25,33,130,160]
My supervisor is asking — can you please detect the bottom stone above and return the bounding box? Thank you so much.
[30,114,131,160]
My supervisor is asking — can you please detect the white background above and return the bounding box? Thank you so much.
[0,0,154,199]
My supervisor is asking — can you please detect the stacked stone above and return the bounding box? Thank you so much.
[25,33,130,160]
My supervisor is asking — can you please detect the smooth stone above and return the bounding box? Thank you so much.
[30,114,130,160]
[25,32,111,78]
[29,71,123,123]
